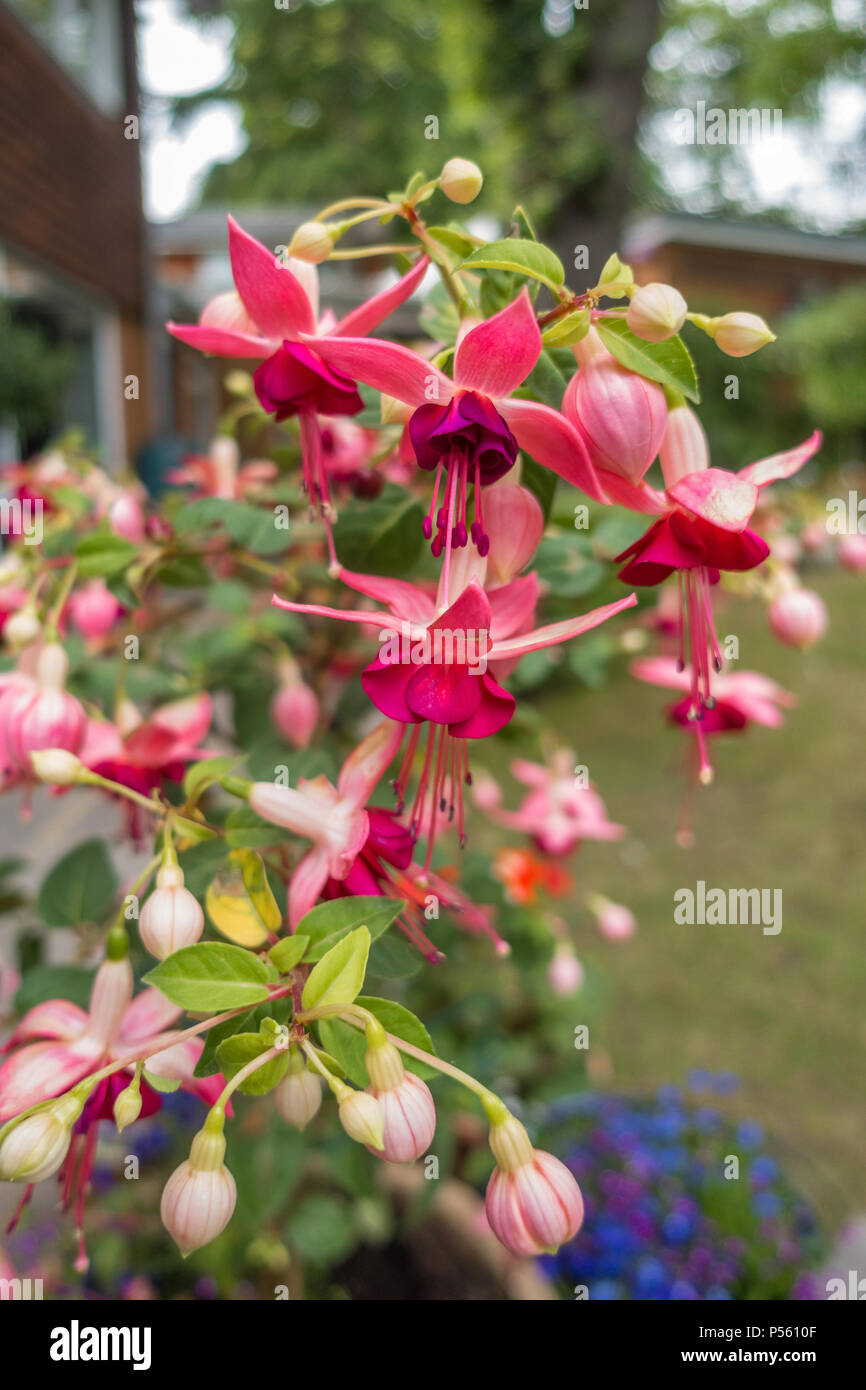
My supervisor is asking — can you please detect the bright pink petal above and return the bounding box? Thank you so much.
[596,468,668,516]
[288,846,332,929]
[150,693,212,749]
[337,718,406,807]
[454,289,541,399]
[449,674,515,738]
[1,999,88,1050]
[630,655,691,693]
[499,397,610,504]
[361,658,417,723]
[272,594,395,628]
[489,593,637,661]
[486,573,539,642]
[166,322,275,359]
[429,580,491,635]
[333,567,436,626]
[738,430,822,488]
[483,483,545,582]
[227,215,315,338]
[331,256,429,338]
[668,467,759,533]
[404,664,481,726]
[301,334,453,407]
[0,1041,101,1122]
[117,988,183,1047]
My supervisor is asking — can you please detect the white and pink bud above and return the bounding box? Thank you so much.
[288,221,334,264]
[439,157,483,204]
[484,1105,584,1256]
[274,1049,323,1131]
[626,282,687,342]
[108,493,146,544]
[547,943,585,997]
[138,859,204,960]
[364,1028,436,1163]
[67,580,122,645]
[160,1107,236,1256]
[838,534,866,574]
[659,403,711,490]
[29,748,83,785]
[3,606,41,650]
[4,643,86,773]
[269,664,319,749]
[590,895,637,942]
[564,329,667,485]
[336,1083,385,1150]
[0,1090,85,1183]
[709,311,775,358]
[768,588,828,650]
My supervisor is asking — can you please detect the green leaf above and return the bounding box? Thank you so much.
[268,935,310,973]
[534,535,605,597]
[519,349,568,410]
[193,1009,253,1077]
[37,839,117,927]
[460,238,565,290]
[594,319,700,403]
[336,484,424,577]
[142,1069,181,1094]
[425,225,477,260]
[183,754,239,803]
[215,1032,289,1094]
[144,942,271,1012]
[224,805,291,849]
[542,308,591,348]
[298,896,402,960]
[155,554,210,588]
[318,996,437,1087]
[302,926,370,1010]
[367,932,424,981]
[75,532,137,578]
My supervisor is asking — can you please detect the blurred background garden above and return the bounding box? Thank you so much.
[0,0,864,1300]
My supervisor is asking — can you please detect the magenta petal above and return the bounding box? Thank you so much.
[361,658,419,723]
[301,333,453,407]
[166,322,275,359]
[739,430,822,488]
[429,580,491,636]
[499,397,610,504]
[404,664,481,726]
[486,573,539,642]
[668,467,758,532]
[454,290,542,399]
[227,215,315,338]
[334,567,436,626]
[331,255,429,338]
[449,674,516,738]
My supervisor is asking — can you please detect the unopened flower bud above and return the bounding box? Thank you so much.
[29,748,83,785]
[547,943,584,996]
[336,1083,385,1150]
[590,894,636,942]
[270,666,319,749]
[0,1092,84,1183]
[483,1102,584,1256]
[709,312,775,357]
[113,1079,143,1133]
[768,588,827,650]
[627,283,687,342]
[440,157,483,204]
[138,858,204,960]
[160,1107,236,1256]
[838,534,866,573]
[4,607,41,649]
[364,1026,436,1162]
[274,1050,322,1131]
[288,221,334,264]
[564,329,667,485]
[659,404,710,489]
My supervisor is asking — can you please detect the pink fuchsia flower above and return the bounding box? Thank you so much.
[167,435,277,500]
[768,587,828,650]
[838,533,866,573]
[78,693,212,842]
[299,288,608,568]
[563,327,668,486]
[484,1107,584,1257]
[269,660,320,748]
[160,1108,236,1256]
[547,943,584,996]
[588,894,637,942]
[364,1034,436,1163]
[108,491,147,543]
[474,748,624,857]
[167,217,428,532]
[66,580,124,647]
[272,561,635,860]
[631,655,796,734]
[0,643,85,791]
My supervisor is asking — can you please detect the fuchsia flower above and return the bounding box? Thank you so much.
[66,580,124,647]
[0,949,224,1264]
[768,587,828,650]
[0,643,85,795]
[269,661,320,748]
[79,694,212,842]
[484,1109,584,1257]
[166,435,277,500]
[167,217,428,536]
[299,288,608,573]
[631,655,796,733]
[271,552,635,861]
[474,748,624,857]
[609,408,820,780]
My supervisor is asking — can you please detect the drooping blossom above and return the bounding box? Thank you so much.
[167,216,428,542]
[299,288,608,580]
[166,435,277,500]
[474,748,624,857]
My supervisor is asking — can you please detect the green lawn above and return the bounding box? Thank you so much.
[536,567,866,1231]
